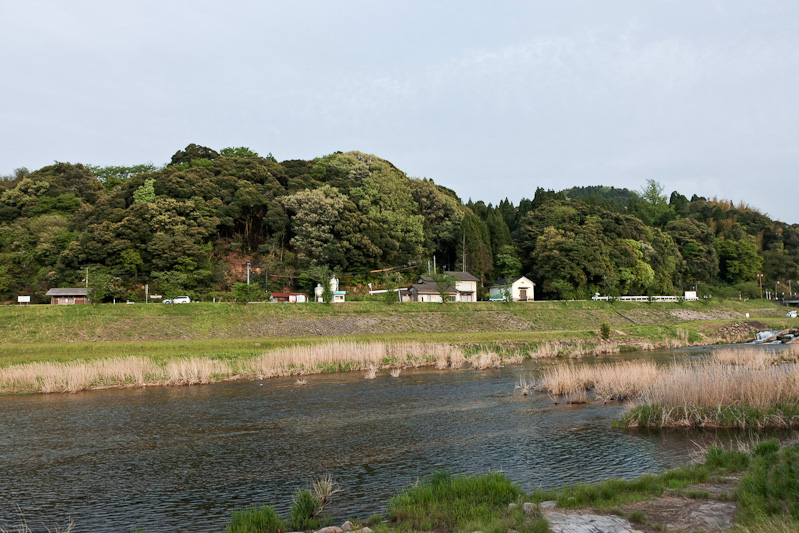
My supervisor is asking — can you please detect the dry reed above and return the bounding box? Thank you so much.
[0,356,162,394]
[713,345,799,367]
[469,351,501,370]
[514,375,532,395]
[0,340,536,395]
[536,361,660,402]
[390,368,402,378]
[364,367,377,379]
[641,363,799,413]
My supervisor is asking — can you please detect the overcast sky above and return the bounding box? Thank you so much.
[2,1,798,222]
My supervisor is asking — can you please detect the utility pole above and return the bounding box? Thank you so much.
[246,262,251,285]
[757,273,764,299]
[85,267,89,289]
[265,269,268,292]
[462,230,466,272]
[145,284,149,304]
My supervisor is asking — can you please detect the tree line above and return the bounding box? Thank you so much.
[1,144,797,302]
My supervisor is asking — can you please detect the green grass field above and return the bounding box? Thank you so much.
[0,299,791,366]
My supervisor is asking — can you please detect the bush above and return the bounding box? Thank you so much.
[227,505,284,533]
[232,282,268,303]
[290,489,321,531]
[600,323,611,341]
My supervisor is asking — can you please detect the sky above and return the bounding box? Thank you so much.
[2,1,798,222]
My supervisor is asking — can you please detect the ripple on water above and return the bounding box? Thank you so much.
[0,347,791,531]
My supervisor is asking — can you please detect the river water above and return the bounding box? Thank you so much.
[0,346,787,532]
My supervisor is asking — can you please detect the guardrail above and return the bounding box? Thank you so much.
[591,295,700,302]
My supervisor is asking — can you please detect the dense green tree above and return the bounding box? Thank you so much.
[169,144,219,166]
[429,271,459,303]
[455,213,492,282]
[89,163,158,191]
[1,144,798,304]
[220,146,259,159]
[133,179,156,203]
[409,178,465,256]
[716,236,763,284]
[665,218,719,283]
[282,185,347,265]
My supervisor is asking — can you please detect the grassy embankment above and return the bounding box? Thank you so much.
[223,440,799,532]
[532,345,799,429]
[0,299,792,394]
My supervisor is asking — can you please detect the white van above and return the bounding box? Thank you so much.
[172,296,191,304]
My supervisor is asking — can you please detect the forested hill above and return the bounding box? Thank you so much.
[1,144,797,303]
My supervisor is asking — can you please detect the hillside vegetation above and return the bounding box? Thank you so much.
[1,145,798,303]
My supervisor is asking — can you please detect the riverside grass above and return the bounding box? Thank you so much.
[385,470,548,533]
[221,442,799,532]
[528,440,799,532]
[0,336,667,394]
[532,345,799,428]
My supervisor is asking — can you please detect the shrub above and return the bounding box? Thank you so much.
[290,489,321,531]
[227,505,284,533]
[600,322,611,341]
[232,282,268,303]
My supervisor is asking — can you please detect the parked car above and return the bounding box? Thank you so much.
[172,296,191,304]
[787,310,798,318]
[162,299,171,304]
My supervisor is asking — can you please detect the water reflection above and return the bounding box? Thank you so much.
[0,346,792,531]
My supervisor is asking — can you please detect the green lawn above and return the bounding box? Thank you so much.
[0,299,789,366]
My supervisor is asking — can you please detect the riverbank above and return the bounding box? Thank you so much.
[0,337,687,394]
[0,299,787,346]
[220,439,798,533]
[0,300,793,394]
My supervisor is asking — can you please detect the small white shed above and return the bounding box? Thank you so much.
[489,276,535,302]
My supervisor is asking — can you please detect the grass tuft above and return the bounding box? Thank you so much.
[388,470,547,532]
[226,505,284,533]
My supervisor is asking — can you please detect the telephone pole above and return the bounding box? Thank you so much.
[462,231,466,272]
[757,273,764,299]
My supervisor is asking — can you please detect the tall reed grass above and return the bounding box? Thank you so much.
[0,341,526,394]
[624,361,799,428]
[712,345,798,367]
[536,361,660,402]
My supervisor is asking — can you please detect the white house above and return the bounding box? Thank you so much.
[489,276,535,302]
[314,276,347,303]
[407,272,479,302]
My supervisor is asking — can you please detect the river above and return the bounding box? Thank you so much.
[0,346,788,532]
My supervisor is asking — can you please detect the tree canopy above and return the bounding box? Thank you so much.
[1,145,797,302]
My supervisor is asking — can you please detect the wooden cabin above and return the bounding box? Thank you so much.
[46,288,91,305]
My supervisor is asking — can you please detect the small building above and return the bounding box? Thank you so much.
[314,276,347,303]
[489,276,535,302]
[270,292,308,303]
[407,272,479,303]
[45,288,91,305]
